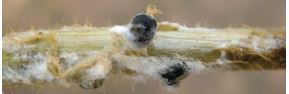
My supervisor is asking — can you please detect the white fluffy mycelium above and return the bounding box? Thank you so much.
[112,56,205,91]
[109,25,144,50]
[3,24,206,91]
[109,25,205,90]
[4,21,284,91]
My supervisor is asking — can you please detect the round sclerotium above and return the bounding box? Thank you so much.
[159,63,189,87]
[128,13,157,48]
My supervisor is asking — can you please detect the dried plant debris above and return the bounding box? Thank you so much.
[146,4,162,17]
[223,45,285,70]
[3,50,204,91]
[2,28,205,91]
[2,22,285,91]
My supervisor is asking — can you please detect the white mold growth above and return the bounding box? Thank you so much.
[3,62,54,83]
[112,56,205,91]
[2,24,285,91]
[84,62,111,80]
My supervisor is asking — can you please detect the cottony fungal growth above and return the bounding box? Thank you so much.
[2,3,285,94]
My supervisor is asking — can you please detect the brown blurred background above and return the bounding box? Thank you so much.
[3,0,285,31]
[2,0,286,94]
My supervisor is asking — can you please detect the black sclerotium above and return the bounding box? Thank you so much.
[160,63,189,86]
[129,13,157,47]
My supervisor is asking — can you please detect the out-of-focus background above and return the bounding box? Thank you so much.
[3,0,285,31]
[3,0,286,94]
